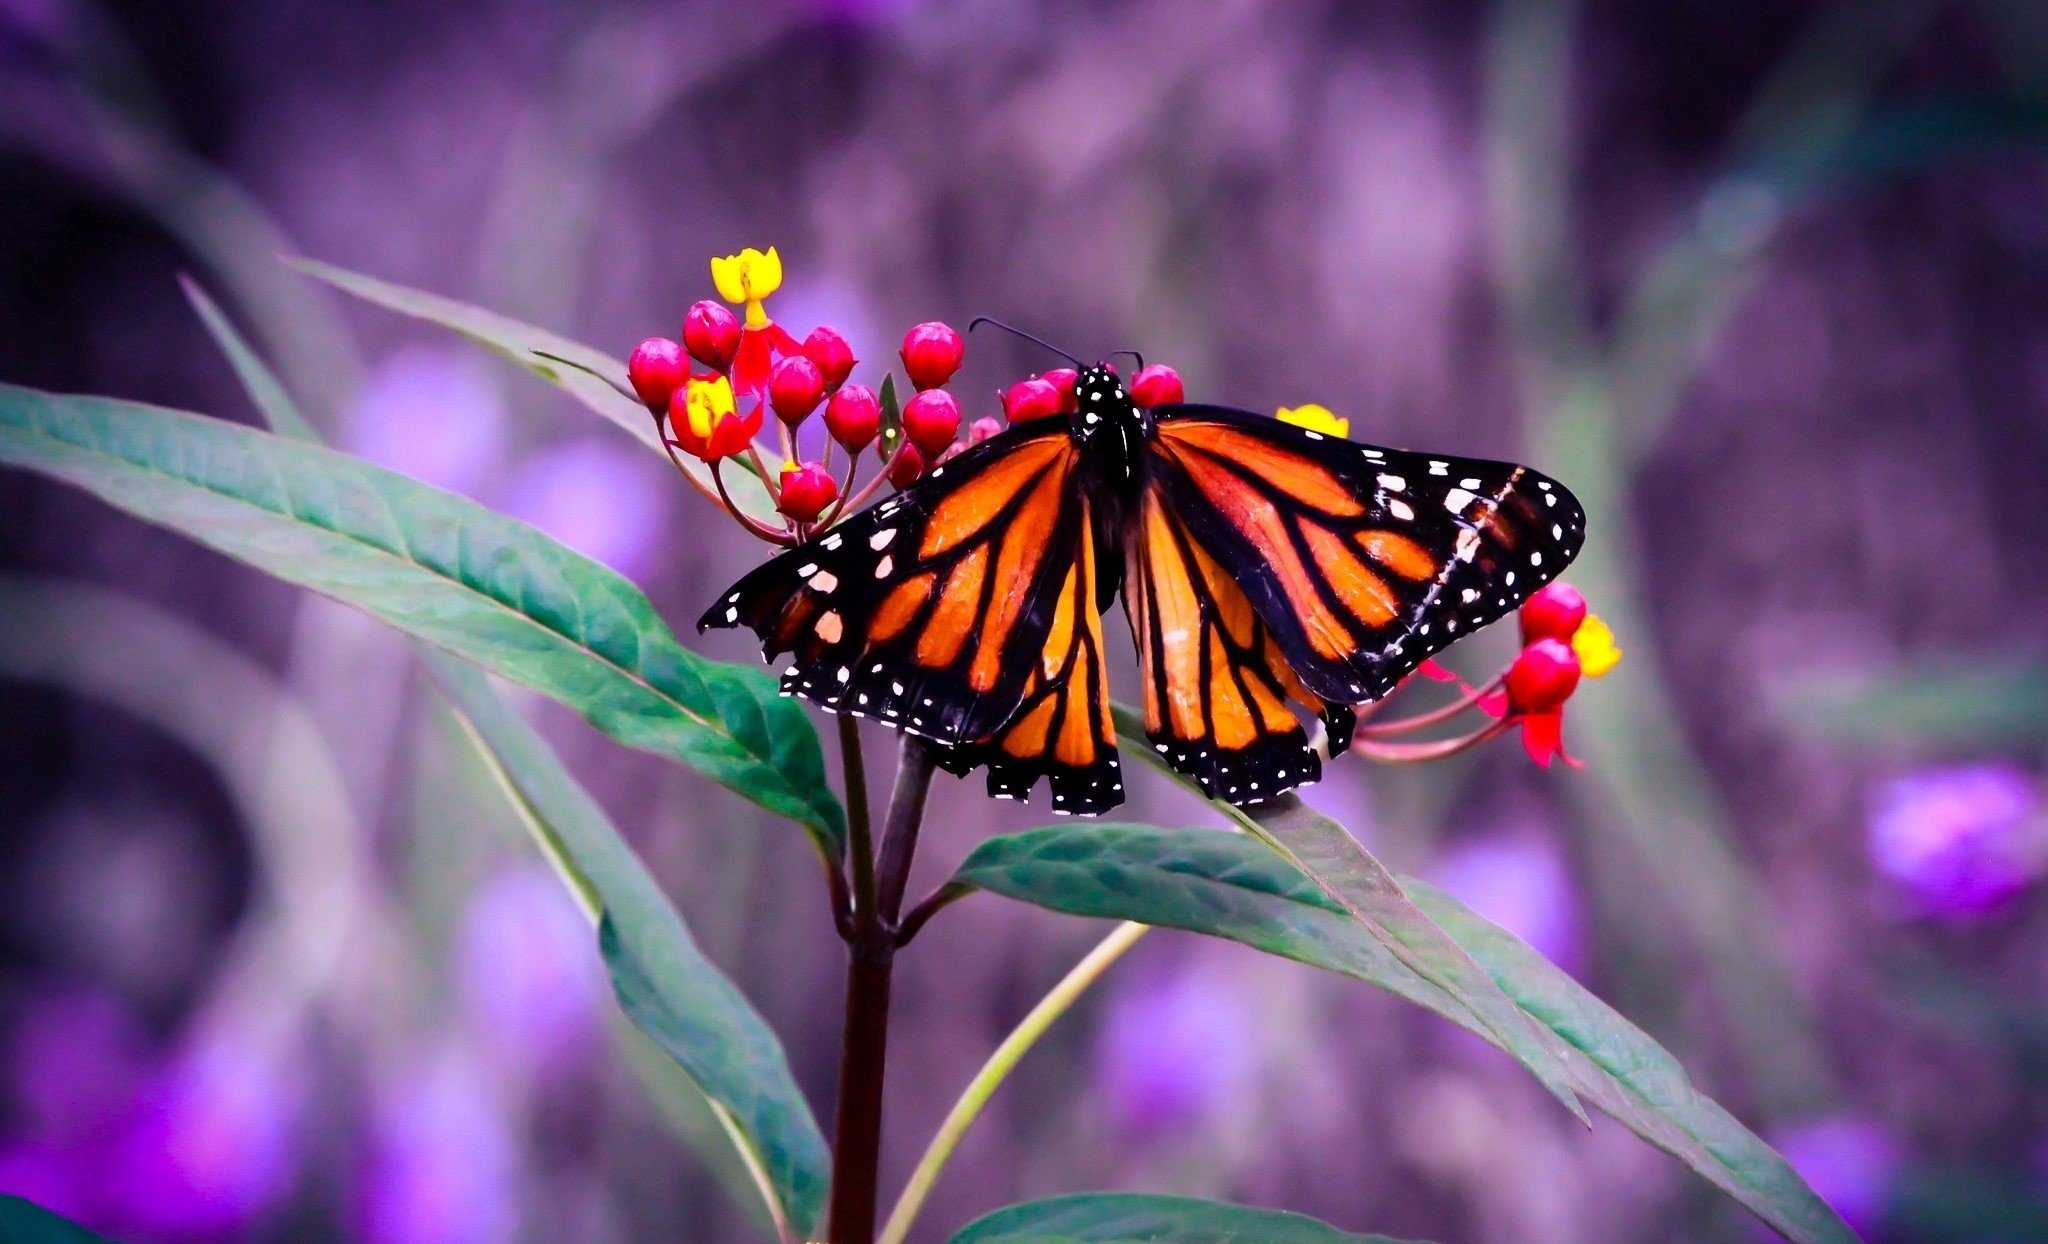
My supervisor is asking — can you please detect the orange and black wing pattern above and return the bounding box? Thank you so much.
[699,421,1085,747]
[931,494,1123,814]
[1125,486,1357,803]
[1147,404,1585,707]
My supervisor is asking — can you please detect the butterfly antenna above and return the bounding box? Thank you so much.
[1107,349,1145,372]
[967,317,1084,368]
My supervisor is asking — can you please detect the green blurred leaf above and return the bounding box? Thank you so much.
[954,824,1857,1244]
[1772,658,2048,749]
[0,383,843,857]
[948,1193,1429,1243]
[0,1197,119,1243]
[179,274,322,443]
[438,657,828,1239]
[286,256,777,520]
[179,285,824,1236]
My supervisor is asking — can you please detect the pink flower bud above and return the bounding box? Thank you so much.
[1002,376,1063,423]
[802,325,856,391]
[628,337,687,411]
[1505,638,1582,716]
[967,416,1004,445]
[1130,364,1185,409]
[901,389,962,457]
[768,355,826,424]
[683,300,742,371]
[1040,368,1079,413]
[777,461,840,523]
[887,442,925,489]
[899,321,964,391]
[1519,581,1588,645]
[824,384,881,453]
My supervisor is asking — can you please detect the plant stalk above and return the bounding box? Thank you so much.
[826,737,935,1244]
[878,922,1151,1244]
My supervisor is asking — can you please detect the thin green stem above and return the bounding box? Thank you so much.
[877,921,1151,1244]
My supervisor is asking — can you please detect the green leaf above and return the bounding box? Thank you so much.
[0,382,844,857]
[0,1197,120,1243]
[179,274,322,443]
[877,371,904,458]
[1106,706,1581,1119]
[286,256,777,522]
[948,1193,1431,1244]
[954,824,1856,1244]
[177,288,826,1236]
[436,656,828,1238]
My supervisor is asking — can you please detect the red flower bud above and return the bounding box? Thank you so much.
[802,325,856,391]
[628,337,687,411]
[901,389,962,457]
[887,441,925,488]
[1519,581,1587,644]
[967,416,1004,445]
[777,461,840,523]
[1130,364,1185,409]
[1002,376,1063,423]
[1040,368,1079,413]
[1505,638,1582,716]
[768,355,826,424]
[824,384,881,452]
[683,300,742,371]
[900,321,964,391]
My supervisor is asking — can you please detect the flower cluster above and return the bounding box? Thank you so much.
[625,248,1185,548]
[1347,580,1621,768]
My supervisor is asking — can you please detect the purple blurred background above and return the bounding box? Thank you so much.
[3,1,2047,1241]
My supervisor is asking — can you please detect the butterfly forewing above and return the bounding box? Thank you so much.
[1147,404,1586,706]
[698,421,1086,746]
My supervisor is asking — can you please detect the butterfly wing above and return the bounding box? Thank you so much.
[1147,404,1585,706]
[1125,484,1357,803]
[932,492,1123,814]
[699,421,1086,746]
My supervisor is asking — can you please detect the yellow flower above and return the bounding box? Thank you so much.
[684,374,736,440]
[1571,613,1623,678]
[710,246,783,329]
[1276,403,1349,438]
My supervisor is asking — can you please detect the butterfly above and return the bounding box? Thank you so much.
[700,362,1584,815]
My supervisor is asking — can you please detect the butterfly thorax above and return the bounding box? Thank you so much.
[1070,364,1149,505]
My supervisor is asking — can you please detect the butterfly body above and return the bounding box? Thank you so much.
[702,364,1584,815]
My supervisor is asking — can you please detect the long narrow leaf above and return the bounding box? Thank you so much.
[181,285,826,1235]
[437,657,827,1238]
[1111,707,1582,1122]
[953,824,1855,1244]
[0,1196,119,1243]
[286,256,777,522]
[949,1193,1430,1243]
[0,383,843,856]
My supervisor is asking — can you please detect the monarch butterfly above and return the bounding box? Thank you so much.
[700,359,1584,814]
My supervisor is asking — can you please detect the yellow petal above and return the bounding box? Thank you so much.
[686,375,735,439]
[1572,614,1623,678]
[711,254,747,305]
[1277,403,1350,439]
[751,246,783,299]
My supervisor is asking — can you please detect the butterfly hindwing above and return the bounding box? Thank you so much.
[1125,486,1357,803]
[698,421,1086,746]
[932,494,1123,814]
[1146,404,1585,707]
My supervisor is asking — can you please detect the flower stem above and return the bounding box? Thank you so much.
[827,737,935,1244]
[877,922,1151,1244]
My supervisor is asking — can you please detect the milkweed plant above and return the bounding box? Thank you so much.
[0,247,1857,1244]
